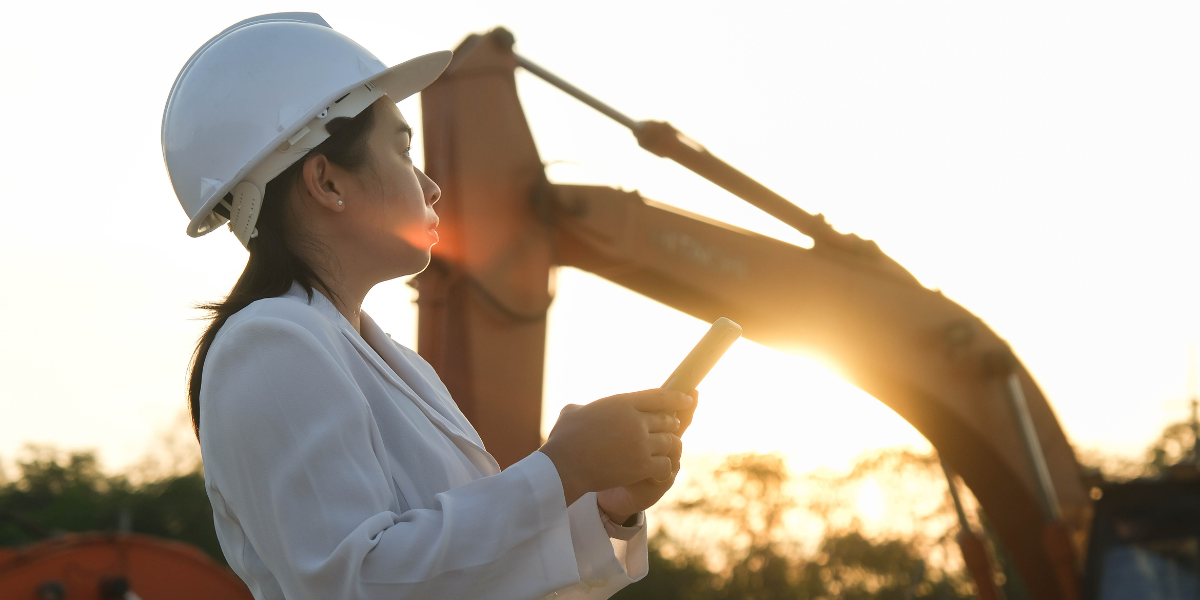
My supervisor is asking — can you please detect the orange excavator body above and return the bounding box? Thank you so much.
[0,533,251,599]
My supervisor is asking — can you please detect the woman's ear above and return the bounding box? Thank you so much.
[300,154,347,212]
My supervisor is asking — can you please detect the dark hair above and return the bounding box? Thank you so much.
[186,103,379,439]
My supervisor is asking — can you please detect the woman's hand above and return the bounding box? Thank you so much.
[539,389,694,507]
[595,471,676,525]
[596,389,698,525]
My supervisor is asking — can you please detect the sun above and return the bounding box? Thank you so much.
[855,478,886,525]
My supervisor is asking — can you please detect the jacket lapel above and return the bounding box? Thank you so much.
[284,284,498,474]
[345,330,489,448]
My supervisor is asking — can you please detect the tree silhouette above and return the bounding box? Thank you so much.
[0,445,223,565]
[5,418,1190,599]
[615,451,973,600]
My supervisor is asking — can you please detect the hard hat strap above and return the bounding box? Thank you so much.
[224,81,388,248]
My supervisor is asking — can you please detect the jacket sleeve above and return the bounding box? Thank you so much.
[200,316,626,600]
[385,336,650,596]
[555,495,648,598]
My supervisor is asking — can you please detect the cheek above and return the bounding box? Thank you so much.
[394,217,432,249]
[372,169,431,248]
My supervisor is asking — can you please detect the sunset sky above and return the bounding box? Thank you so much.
[1,2,1197,488]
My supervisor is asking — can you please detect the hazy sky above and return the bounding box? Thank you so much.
[1,2,1197,478]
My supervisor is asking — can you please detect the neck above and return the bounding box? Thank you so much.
[296,227,378,333]
[313,272,372,333]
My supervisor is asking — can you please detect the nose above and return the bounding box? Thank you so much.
[416,167,441,207]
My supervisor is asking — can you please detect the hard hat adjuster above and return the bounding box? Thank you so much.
[228,182,263,246]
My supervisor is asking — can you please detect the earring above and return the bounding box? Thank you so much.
[337,200,344,206]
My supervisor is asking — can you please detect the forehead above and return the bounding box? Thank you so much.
[376,99,410,132]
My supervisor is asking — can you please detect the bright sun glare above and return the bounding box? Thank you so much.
[855,478,887,525]
[542,268,932,475]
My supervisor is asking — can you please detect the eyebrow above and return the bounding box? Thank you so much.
[398,123,413,140]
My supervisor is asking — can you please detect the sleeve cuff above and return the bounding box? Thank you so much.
[565,493,649,591]
[521,452,650,596]
[508,452,582,589]
[518,452,573,520]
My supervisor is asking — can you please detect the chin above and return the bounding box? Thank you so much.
[410,253,434,276]
[389,247,433,279]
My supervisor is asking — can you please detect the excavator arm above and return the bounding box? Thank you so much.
[414,29,1088,600]
[551,183,1086,598]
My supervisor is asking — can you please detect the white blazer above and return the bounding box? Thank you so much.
[199,284,647,600]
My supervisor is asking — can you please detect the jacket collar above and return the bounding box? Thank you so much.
[281,283,495,469]
[282,282,348,327]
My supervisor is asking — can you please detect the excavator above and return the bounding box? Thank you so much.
[411,27,1199,600]
[3,26,1195,600]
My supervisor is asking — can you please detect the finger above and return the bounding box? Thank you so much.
[644,411,681,433]
[632,389,695,413]
[648,456,673,481]
[676,389,699,436]
[647,433,680,456]
[670,437,683,472]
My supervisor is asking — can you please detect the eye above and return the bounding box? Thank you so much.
[402,145,412,158]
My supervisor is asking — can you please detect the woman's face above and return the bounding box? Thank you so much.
[334,99,441,280]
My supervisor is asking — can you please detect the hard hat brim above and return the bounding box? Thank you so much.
[185,50,453,238]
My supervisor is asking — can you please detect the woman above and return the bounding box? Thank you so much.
[161,13,697,600]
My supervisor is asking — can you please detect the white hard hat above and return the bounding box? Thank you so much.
[162,13,452,247]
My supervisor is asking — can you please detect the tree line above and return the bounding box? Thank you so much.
[0,420,1190,599]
